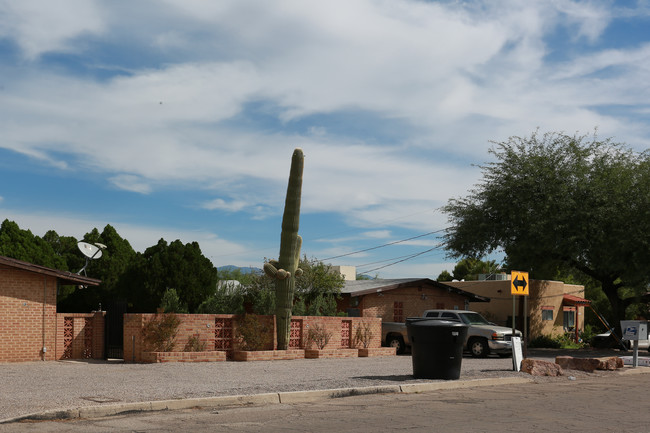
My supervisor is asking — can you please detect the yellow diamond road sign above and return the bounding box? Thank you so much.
[511,271,529,296]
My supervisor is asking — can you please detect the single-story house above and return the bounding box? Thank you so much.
[0,255,101,362]
[337,278,489,322]
[444,279,589,341]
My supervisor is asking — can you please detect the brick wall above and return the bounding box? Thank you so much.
[124,313,383,362]
[55,312,105,360]
[359,286,469,323]
[0,268,58,362]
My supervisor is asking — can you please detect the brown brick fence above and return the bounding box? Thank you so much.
[124,314,383,363]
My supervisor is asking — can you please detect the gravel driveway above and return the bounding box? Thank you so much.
[0,348,633,421]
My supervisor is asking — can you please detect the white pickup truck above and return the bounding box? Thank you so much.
[382,309,522,358]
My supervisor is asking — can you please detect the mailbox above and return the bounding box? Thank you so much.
[620,320,648,341]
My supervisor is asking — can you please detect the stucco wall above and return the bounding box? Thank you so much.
[445,280,586,339]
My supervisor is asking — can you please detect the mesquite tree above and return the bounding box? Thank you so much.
[264,148,305,349]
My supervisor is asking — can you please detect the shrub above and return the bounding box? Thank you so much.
[159,288,189,313]
[236,314,272,351]
[528,334,561,348]
[306,323,332,350]
[141,313,181,352]
[354,321,373,348]
[528,333,585,349]
[183,334,206,352]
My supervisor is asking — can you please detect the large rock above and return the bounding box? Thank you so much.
[555,356,600,372]
[554,356,624,372]
[521,359,564,376]
[596,357,624,370]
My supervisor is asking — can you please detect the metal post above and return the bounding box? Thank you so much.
[510,295,519,371]
[523,295,528,358]
[512,295,517,336]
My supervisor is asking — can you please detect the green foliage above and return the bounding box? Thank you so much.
[306,323,332,350]
[292,296,306,316]
[183,334,206,352]
[58,224,137,313]
[528,333,584,349]
[305,293,340,316]
[196,282,245,314]
[125,239,218,313]
[236,314,273,351]
[159,288,189,313]
[436,270,453,282]
[0,219,66,269]
[443,130,650,327]
[141,314,181,352]
[354,322,373,348]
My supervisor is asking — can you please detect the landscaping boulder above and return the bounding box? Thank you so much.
[596,357,624,370]
[555,356,600,372]
[555,356,624,372]
[521,359,563,376]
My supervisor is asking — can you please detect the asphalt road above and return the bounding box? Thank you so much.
[2,369,649,433]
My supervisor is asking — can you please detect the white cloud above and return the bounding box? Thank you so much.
[1,0,649,245]
[201,198,248,212]
[0,0,106,60]
[108,175,152,194]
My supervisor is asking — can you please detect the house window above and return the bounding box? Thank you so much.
[394,301,404,322]
[542,307,553,321]
[563,307,576,331]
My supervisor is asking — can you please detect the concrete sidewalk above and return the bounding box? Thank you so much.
[1,348,646,424]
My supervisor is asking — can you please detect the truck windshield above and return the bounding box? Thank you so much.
[458,313,490,325]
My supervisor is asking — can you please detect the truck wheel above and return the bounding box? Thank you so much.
[469,338,489,358]
[387,336,405,355]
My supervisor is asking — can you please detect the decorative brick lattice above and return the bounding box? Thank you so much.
[289,319,303,348]
[214,318,233,349]
[83,318,93,359]
[394,301,404,322]
[340,320,351,348]
[62,317,73,359]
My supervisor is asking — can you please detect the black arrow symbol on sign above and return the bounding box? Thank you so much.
[513,275,527,291]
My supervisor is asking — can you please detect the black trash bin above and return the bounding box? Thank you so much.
[406,318,468,380]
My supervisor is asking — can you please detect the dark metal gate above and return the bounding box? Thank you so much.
[104,300,127,359]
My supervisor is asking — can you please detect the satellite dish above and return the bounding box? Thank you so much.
[76,241,106,276]
[78,242,103,260]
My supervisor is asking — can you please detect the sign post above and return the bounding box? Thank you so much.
[510,271,529,369]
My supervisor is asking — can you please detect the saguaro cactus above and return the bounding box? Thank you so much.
[264,148,304,350]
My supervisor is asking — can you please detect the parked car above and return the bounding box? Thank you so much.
[591,330,649,351]
[382,309,522,358]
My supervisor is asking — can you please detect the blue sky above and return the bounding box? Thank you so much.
[1,0,649,278]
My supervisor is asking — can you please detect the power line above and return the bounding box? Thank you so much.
[357,246,441,274]
[322,229,445,261]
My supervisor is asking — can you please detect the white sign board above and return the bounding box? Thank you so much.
[511,336,523,372]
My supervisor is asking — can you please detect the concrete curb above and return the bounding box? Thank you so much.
[399,377,533,393]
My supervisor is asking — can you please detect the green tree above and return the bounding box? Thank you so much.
[196,281,245,314]
[0,219,66,269]
[124,239,218,312]
[437,270,453,282]
[443,131,650,329]
[57,225,137,312]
